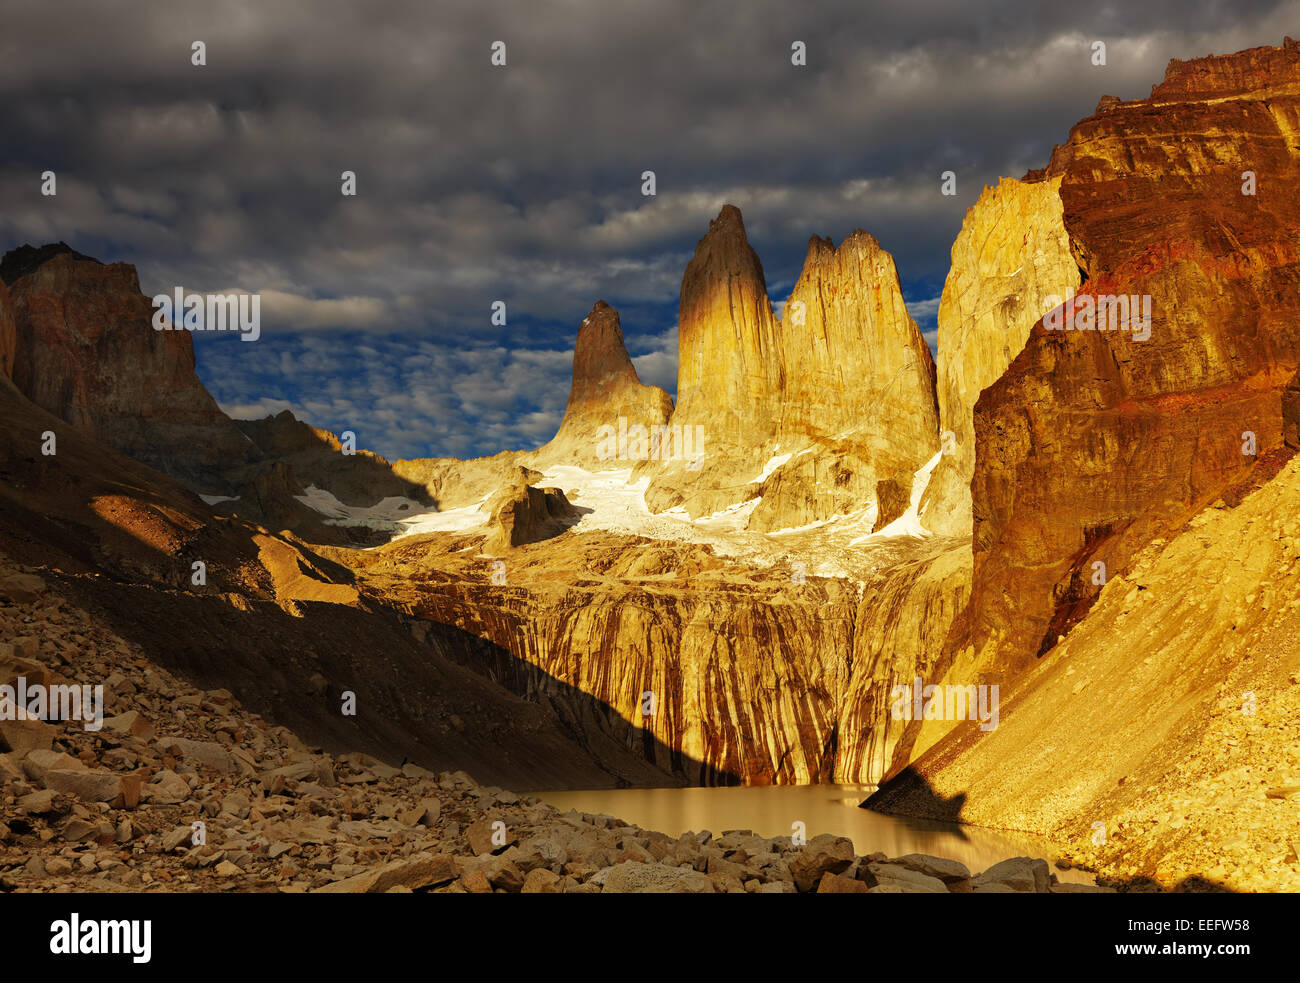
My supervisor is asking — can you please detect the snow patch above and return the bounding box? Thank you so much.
[291,459,950,582]
[767,503,877,537]
[295,485,431,535]
[526,465,758,554]
[392,495,495,538]
[850,449,943,544]
[750,452,793,484]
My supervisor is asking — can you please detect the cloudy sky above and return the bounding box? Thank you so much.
[1,0,1293,459]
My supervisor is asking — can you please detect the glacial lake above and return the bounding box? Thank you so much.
[531,783,1096,885]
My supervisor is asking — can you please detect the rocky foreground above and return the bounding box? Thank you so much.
[0,564,1110,895]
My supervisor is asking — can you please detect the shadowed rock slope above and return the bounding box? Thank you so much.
[1,243,429,525]
[0,372,683,789]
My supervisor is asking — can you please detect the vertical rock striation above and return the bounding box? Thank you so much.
[363,531,971,787]
[415,571,858,786]
[747,232,938,531]
[643,206,939,531]
[963,39,1300,673]
[836,544,972,782]
[921,177,1080,537]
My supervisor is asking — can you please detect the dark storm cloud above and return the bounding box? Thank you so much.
[0,0,1293,458]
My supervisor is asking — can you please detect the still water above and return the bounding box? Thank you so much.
[532,784,1094,885]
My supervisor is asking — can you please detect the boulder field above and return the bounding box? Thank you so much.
[1,564,1107,895]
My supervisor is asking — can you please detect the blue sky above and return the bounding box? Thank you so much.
[191,257,945,461]
[1,0,1291,461]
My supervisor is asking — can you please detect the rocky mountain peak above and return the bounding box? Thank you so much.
[2,244,256,488]
[965,37,1300,672]
[675,204,781,443]
[0,241,102,286]
[529,300,672,470]
[566,299,646,411]
[745,224,938,530]
[805,232,833,253]
[709,202,747,233]
[643,206,939,530]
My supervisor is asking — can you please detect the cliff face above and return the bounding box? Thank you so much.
[422,579,854,786]
[675,205,784,448]
[642,206,785,520]
[869,455,1300,892]
[345,529,967,787]
[530,300,674,470]
[836,544,972,783]
[644,207,938,532]
[0,276,15,382]
[748,232,938,531]
[922,177,1080,537]
[965,39,1300,672]
[777,231,937,447]
[3,245,256,489]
